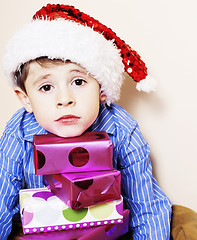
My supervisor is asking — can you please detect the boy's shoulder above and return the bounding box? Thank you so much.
[97,103,138,134]
[4,108,27,132]
[109,103,138,131]
[3,108,31,137]
[3,108,45,141]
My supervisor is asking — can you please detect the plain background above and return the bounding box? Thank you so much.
[0,0,197,212]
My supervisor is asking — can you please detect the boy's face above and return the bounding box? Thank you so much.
[15,61,106,138]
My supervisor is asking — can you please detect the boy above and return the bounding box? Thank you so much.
[0,4,172,239]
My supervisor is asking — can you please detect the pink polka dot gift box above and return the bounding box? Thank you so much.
[44,169,121,210]
[33,131,113,175]
[19,187,123,235]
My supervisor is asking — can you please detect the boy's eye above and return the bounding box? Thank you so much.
[72,78,86,86]
[40,85,53,92]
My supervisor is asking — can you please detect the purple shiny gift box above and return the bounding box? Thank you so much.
[44,170,121,210]
[20,210,130,240]
[33,131,113,175]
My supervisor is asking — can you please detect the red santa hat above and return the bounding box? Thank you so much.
[4,4,156,104]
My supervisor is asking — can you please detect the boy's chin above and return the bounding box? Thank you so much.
[50,129,86,138]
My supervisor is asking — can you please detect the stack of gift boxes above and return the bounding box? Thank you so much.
[19,131,129,239]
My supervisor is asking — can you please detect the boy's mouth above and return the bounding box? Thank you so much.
[55,115,80,124]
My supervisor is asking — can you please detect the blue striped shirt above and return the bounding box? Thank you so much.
[0,102,172,239]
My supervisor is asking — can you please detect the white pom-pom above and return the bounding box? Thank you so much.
[136,76,157,93]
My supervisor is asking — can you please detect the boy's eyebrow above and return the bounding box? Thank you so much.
[70,68,88,75]
[32,74,51,85]
[71,68,92,78]
[32,68,88,86]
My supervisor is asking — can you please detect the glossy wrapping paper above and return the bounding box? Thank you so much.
[19,209,130,239]
[33,131,113,175]
[19,187,123,235]
[44,169,121,209]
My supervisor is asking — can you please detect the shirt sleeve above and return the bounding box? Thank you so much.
[118,123,172,240]
[0,132,23,239]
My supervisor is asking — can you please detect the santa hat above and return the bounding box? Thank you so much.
[3,4,156,104]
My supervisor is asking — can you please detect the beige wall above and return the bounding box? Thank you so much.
[0,0,197,211]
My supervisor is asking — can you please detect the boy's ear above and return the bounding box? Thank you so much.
[100,92,107,102]
[14,87,33,113]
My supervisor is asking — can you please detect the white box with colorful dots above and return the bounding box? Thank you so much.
[19,187,123,234]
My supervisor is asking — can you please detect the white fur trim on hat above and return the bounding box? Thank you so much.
[3,20,124,104]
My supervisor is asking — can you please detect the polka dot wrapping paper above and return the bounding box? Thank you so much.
[33,131,113,175]
[19,187,123,235]
[44,169,121,210]
[19,210,129,240]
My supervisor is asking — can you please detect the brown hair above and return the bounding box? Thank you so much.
[14,57,68,93]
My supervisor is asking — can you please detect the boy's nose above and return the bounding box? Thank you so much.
[56,89,75,107]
